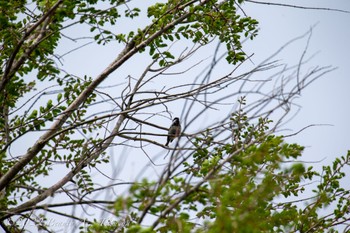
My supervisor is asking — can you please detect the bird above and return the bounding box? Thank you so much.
[165,117,181,146]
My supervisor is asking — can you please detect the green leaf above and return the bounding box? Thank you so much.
[28,110,38,120]
[57,93,62,102]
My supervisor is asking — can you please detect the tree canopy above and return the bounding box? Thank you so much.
[0,0,349,232]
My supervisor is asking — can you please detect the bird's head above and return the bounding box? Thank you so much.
[172,117,180,125]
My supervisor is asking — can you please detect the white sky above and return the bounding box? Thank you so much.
[244,0,350,168]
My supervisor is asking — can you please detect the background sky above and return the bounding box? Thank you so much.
[240,1,350,227]
[243,0,350,170]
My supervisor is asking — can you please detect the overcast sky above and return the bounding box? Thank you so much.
[243,0,350,169]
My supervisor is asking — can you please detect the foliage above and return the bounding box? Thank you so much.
[86,108,350,232]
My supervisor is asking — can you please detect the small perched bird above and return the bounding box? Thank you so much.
[165,117,181,146]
